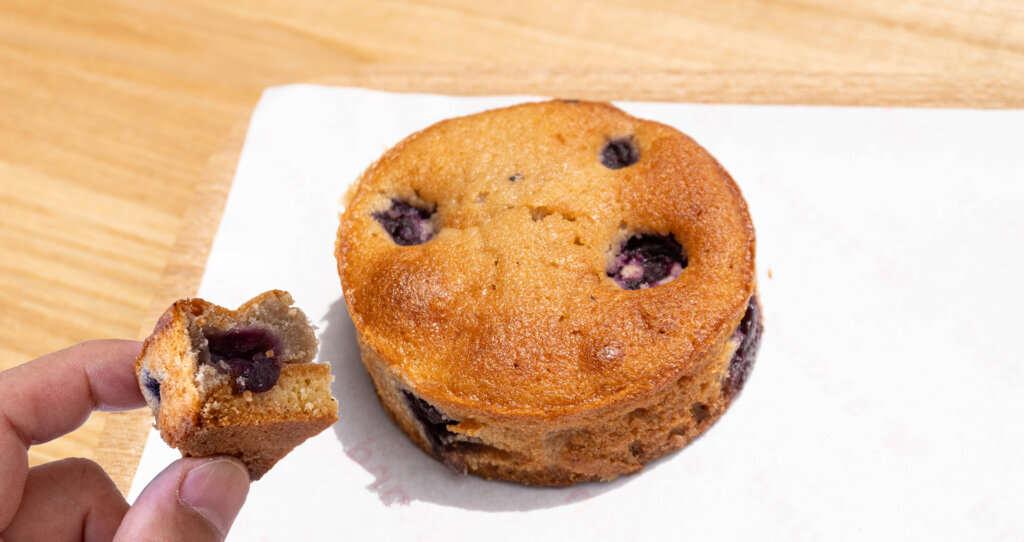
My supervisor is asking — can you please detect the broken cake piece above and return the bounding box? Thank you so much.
[135,290,338,480]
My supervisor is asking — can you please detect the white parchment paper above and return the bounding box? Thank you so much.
[129,86,1024,541]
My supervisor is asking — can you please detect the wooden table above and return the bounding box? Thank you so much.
[2,0,1022,494]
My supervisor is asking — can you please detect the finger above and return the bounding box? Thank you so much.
[1,458,128,542]
[0,339,144,444]
[114,457,250,542]
[0,339,143,529]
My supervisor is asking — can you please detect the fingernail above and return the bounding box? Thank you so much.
[178,458,250,535]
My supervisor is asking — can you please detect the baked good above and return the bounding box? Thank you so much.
[335,100,761,486]
[135,290,338,480]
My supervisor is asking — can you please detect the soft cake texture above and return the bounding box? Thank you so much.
[135,290,339,480]
[336,100,760,485]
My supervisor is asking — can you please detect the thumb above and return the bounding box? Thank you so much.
[114,457,250,542]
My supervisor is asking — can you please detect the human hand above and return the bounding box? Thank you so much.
[1,340,250,542]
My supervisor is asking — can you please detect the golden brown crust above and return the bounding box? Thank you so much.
[358,311,744,486]
[135,290,339,480]
[336,100,758,484]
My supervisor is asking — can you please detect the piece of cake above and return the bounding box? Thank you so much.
[335,100,761,486]
[135,290,338,480]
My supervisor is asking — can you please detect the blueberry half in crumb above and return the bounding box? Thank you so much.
[141,369,161,402]
[402,390,460,455]
[204,328,281,393]
[608,234,687,290]
[373,199,435,246]
[600,137,640,169]
[724,296,762,399]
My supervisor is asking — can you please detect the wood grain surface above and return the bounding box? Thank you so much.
[1,0,1022,495]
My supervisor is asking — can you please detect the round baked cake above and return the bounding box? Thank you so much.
[335,100,761,486]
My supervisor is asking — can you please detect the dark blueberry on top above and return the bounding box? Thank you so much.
[204,328,281,394]
[723,295,762,400]
[608,234,687,290]
[402,390,459,456]
[600,137,640,169]
[372,199,435,246]
[141,370,161,402]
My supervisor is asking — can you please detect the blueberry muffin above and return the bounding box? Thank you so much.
[335,100,760,486]
[136,290,339,480]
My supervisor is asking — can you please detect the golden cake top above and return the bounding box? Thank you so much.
[336,100,755,420]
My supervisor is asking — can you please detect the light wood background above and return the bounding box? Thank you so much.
[2,0,1022,493]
